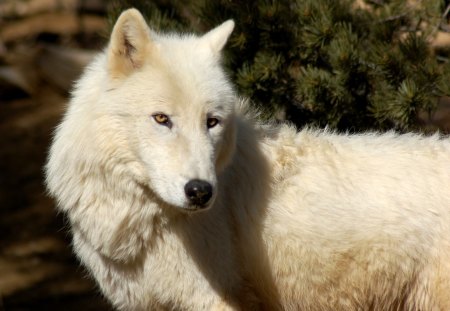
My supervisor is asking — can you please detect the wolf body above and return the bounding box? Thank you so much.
[46,9,450,310]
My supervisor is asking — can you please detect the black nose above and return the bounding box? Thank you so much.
[184,179,213,207]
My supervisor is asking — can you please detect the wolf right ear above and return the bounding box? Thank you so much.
[201,20,235,55]
[108,8,151,78]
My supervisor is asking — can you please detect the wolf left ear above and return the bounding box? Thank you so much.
[108,8,151,78]
[201,20,235,55]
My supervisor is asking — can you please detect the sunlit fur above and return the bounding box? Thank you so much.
[46,8,450,310]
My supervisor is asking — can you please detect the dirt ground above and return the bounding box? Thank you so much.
[0,84,112,310]
[0,1,112,309]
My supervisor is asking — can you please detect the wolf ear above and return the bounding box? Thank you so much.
[201,20,235,55]
[108,8,151,78]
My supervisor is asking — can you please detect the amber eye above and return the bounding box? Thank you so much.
[152,113,171,128]
[207,117,220,129]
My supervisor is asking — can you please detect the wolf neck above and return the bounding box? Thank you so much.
[220,114,273,212]
[213,113,284,308]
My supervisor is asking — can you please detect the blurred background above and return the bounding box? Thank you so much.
[0,1,112,310]
[0,0,449,310]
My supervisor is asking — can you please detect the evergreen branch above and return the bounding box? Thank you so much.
[442,4,450,20]
[436,55,449,63]
[377,12,409,24]
[430,3,450,38]
[110,0,450,132]
[367,0,385,5]
[439,4,450,33]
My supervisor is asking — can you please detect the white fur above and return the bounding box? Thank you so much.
[46,8,450,310]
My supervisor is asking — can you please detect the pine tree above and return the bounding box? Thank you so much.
[108,0,450,132]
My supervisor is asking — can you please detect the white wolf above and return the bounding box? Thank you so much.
[46,8,450,311]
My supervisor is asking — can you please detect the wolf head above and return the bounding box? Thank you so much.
[102,9,236,211]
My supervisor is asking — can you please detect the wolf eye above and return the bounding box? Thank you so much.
[207,117,220,129]
[152,113,171,128]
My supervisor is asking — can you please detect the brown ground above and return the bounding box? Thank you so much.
[0,1,112,309]
[0,84,112,310]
